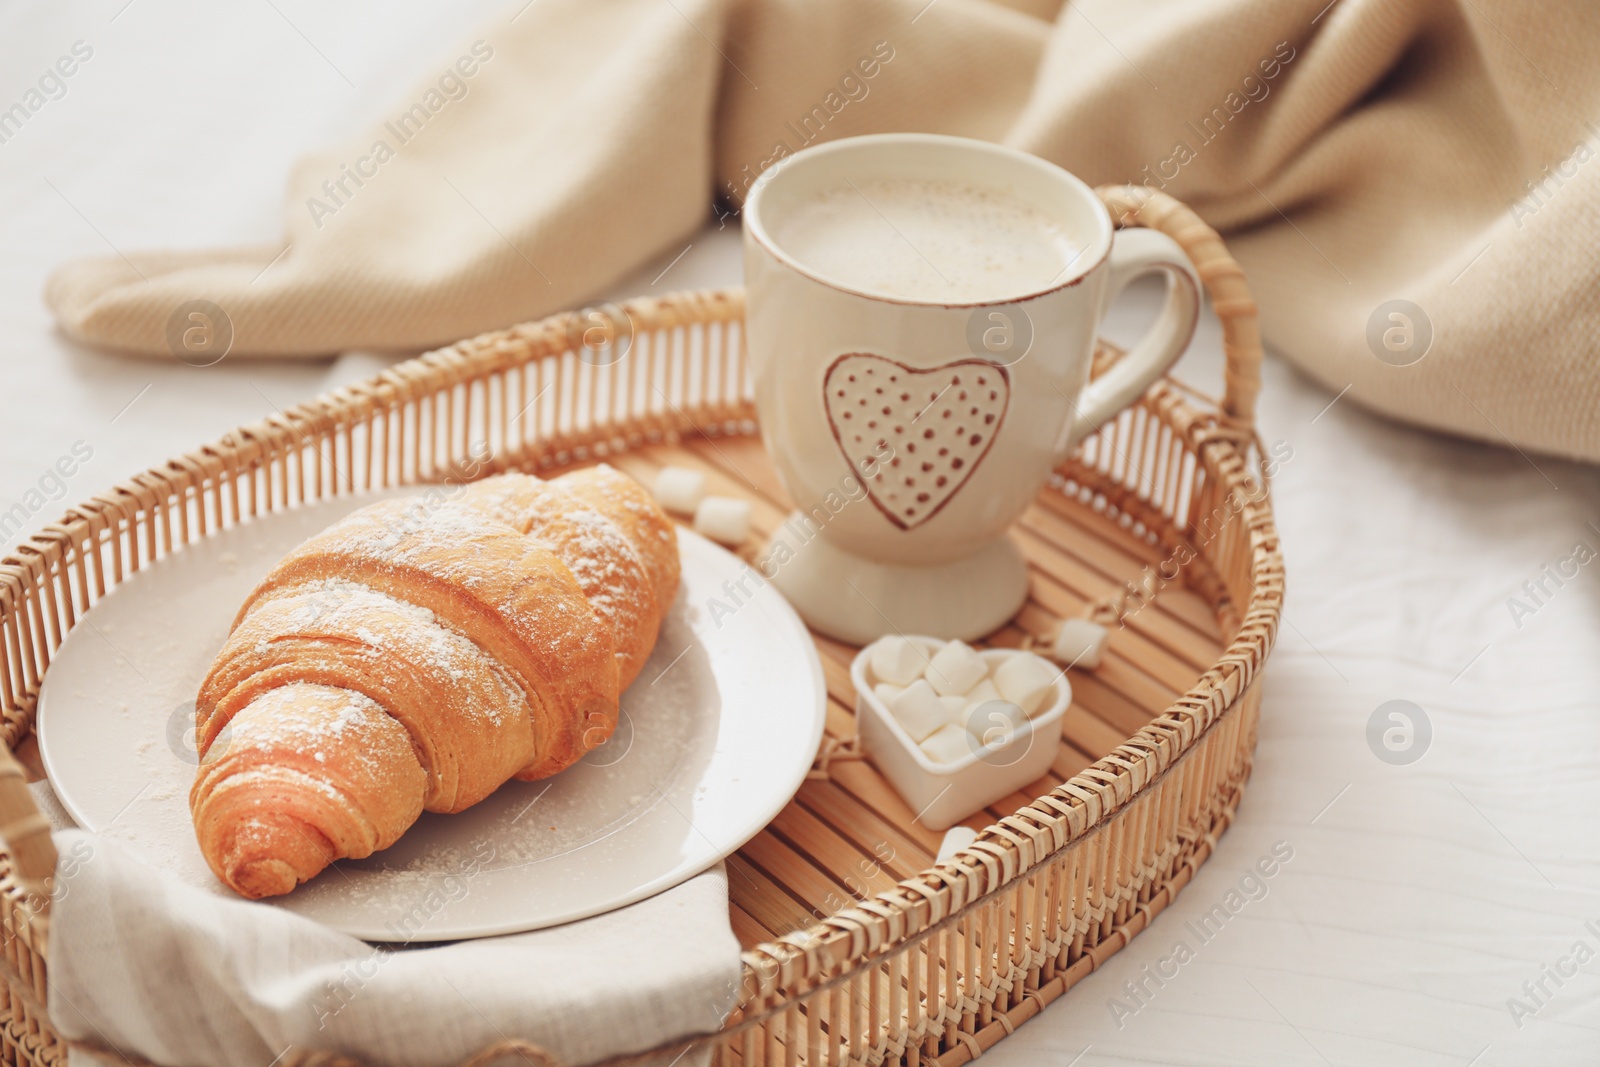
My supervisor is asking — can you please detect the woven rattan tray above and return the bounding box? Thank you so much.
[0,187,1281,1067]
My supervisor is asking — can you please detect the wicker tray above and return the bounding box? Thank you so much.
[0,187,1281,1067]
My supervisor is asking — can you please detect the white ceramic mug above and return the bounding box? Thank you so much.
[743,133,1200,643]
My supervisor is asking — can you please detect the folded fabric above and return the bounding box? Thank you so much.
[45,0,1600,464]
[38,796,740,1067]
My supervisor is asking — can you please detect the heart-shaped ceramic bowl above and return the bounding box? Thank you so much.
[850,636,1069,830]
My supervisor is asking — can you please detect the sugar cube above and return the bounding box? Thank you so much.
[869,636,929,687]
[1052,618,1109,670]
[920,723,975,765]
[966,698,1027,749]
[964,678,1001,708]
[873,682,905,707]
[693,496,751,546]
[935,826,978,863]
[890,680,952,743]
[993,652,1060,717]
[652,466,707,515]
[925,640,986,697]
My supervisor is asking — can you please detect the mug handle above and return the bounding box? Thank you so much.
[1064,228,1201,452]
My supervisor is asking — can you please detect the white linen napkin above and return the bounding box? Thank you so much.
[33,783,741,1067]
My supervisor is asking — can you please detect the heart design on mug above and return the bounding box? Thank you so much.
[824,353,1010,530]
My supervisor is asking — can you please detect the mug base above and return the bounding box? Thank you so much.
[768,518,1030,645]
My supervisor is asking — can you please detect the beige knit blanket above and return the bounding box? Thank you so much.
[45,0,1600,461]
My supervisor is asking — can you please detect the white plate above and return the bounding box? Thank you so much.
[36,488,825,942]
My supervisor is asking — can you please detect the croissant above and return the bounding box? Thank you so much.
[189,466,680,899]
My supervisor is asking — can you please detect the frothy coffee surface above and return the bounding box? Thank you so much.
[770,178,1081,303]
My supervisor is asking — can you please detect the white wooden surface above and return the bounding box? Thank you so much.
[2,3,1597,1063]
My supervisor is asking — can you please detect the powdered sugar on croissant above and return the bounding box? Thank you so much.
[190,466,680,899]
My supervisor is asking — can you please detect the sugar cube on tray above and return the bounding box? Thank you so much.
[652,466,706,515]
[934,826,978,863]
[1052,618,1109,669]
[693,496,751,546]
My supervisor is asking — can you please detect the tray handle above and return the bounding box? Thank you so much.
[1096,185,1263,435]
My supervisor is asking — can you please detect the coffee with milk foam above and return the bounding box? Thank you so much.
[770,177,1081,304]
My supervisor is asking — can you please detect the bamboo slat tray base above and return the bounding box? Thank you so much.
[587,435,1224,951]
